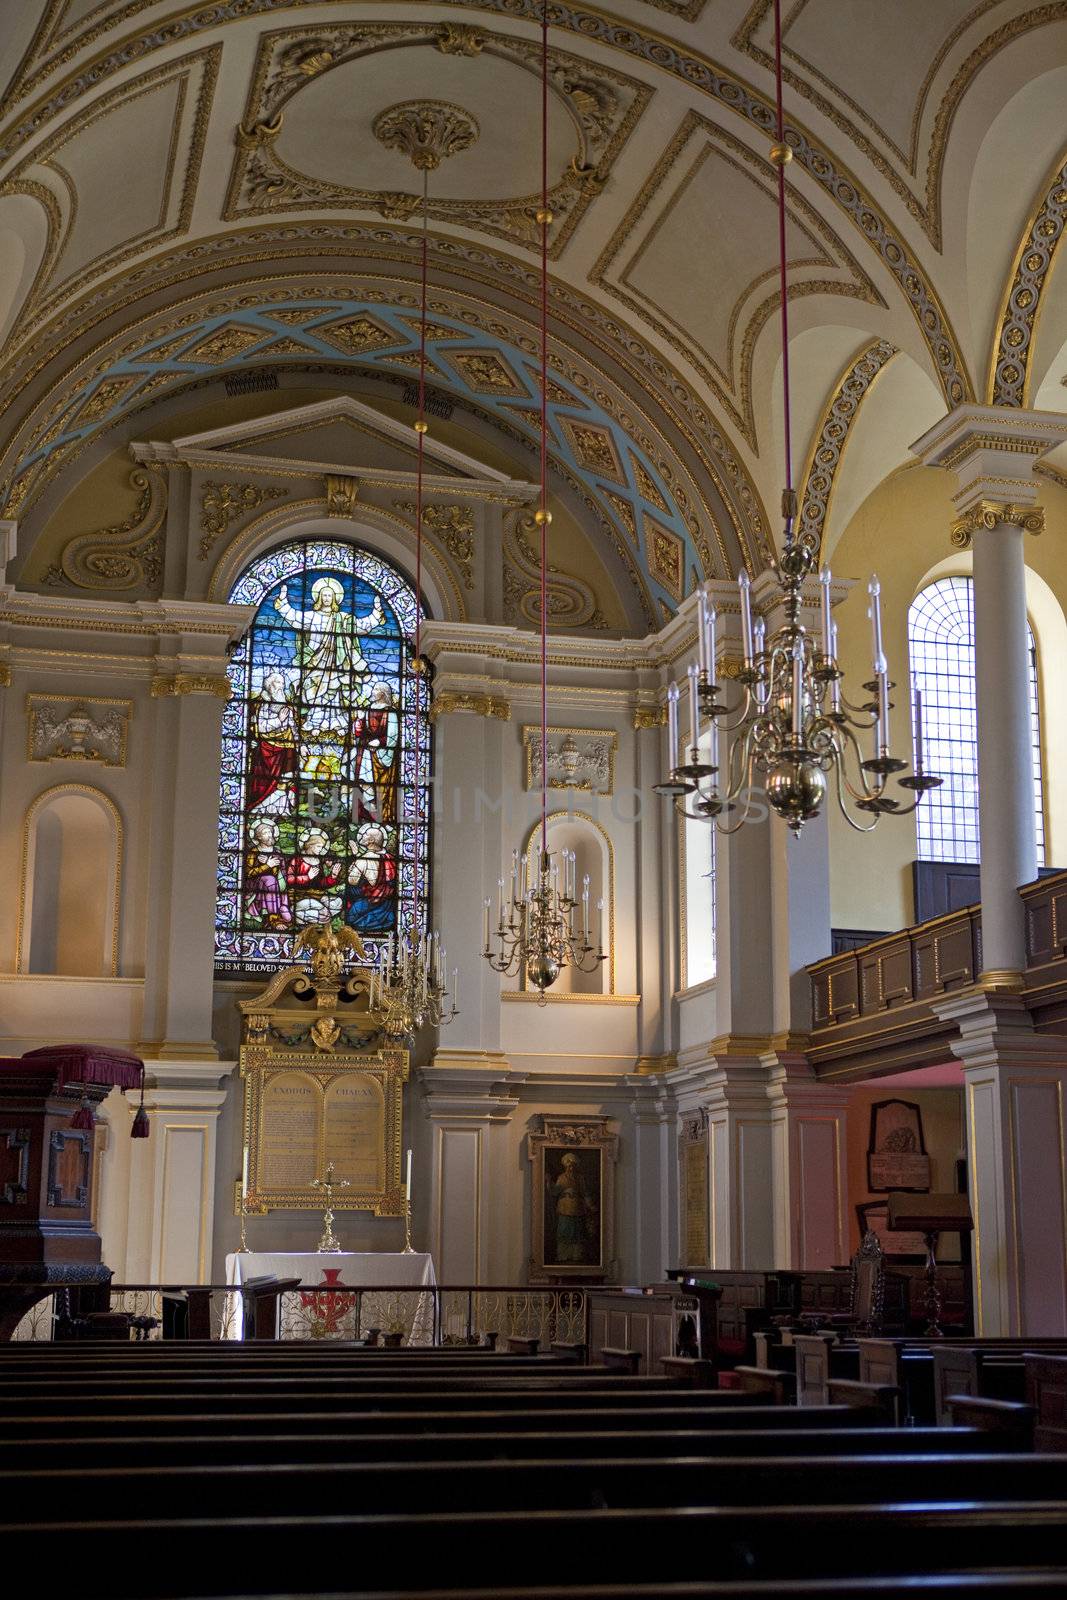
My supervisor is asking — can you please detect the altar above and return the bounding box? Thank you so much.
[224,1250,436,1342]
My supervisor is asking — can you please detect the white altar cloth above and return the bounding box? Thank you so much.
[223,1250,436,1342]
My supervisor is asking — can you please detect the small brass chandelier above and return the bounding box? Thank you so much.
[481,6,607,1000]
[370,161,457,1041]
[654,0,941,838]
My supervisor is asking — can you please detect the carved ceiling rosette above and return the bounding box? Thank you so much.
[372,101,480,172]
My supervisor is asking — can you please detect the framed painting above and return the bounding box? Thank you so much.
[528,1115,618,1283]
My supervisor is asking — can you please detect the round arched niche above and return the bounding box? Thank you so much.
[17,785,123,977]
[522,810,614,997]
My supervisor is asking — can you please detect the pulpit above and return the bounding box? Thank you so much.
[0,1044,145,1339]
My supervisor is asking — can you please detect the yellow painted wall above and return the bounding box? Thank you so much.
[827,464,1067,934]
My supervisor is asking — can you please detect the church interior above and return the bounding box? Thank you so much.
[3,0,1067,1593]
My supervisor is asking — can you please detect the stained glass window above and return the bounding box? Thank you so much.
[215,539,429,977]
[909,575,1044,866]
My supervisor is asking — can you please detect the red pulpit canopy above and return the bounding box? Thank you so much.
[20,1044,144,1094]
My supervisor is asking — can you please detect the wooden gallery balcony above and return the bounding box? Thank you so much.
[806,869,1067,1079]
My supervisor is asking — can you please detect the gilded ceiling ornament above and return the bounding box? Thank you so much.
[236,115,283,150]
[797,338,897,557]
[372,101,480,173]
[506,512,610,632]
[324,475,360,517]
[199,481,286,558]
[950,502,1045,549]
[40,466,166,592]
[989,151,1067,407]
[435,24,486,55]
[646,519,685,604]
[396,501,475,589]
[448,350,525,395]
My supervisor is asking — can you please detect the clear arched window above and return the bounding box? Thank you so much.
[215,539,428,977]
[908,575,1044,865]
[680,730,716,988]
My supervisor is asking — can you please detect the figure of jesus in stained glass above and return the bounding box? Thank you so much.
[215,540,428,978]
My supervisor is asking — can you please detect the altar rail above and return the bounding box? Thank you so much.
[10,1282,594,1346]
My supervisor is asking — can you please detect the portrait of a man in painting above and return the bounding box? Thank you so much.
[543,1147,601,1268]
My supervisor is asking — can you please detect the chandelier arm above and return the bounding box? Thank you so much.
[832,752,881,833]
[835,719,887,801]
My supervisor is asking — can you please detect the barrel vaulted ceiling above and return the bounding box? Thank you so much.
[0,0,1065,633]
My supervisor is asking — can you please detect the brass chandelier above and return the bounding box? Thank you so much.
[370,162,457,1041]
[653,0,941,837]
[481,7,607,1000]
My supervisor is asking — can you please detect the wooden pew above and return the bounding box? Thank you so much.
[3,1425,1009,1471]
[1026,1353,1067,1451]
[3,1504,1067,1596]
[2,1452,1065,1524]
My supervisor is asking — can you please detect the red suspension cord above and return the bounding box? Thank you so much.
[412,166,429,938]
[773,0,794,523]
[539,3,549,856]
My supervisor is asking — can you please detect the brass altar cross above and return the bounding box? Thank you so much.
[311,1161,350,1253]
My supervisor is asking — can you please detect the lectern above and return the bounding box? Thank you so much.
[0,1044,145,1339]
[887,1190,973,1337]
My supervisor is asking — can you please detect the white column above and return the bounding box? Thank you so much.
[938,990,1067,1335]
[107,1061,236,1284]
[627,1074,673,1281]
[911,406,1067,978]
[704,1057,774,1270]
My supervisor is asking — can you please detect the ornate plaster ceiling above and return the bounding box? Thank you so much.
[0,0,1065,632]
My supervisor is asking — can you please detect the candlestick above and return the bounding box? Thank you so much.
[739,570,754,664]
[868,575,885,674]
[667,681,680,772]
[482,897,491,951]
[830,622,841,713]
[792,638,804,738]
[452,966,458,1013]
[595,896,604,955]
[877,669,891,748]
[241,1143,249,1202]
[913,677,924,771]
[819,566,833,657]
[697,585,709,675]
[687,661,701,755]
[405,1146,413,1202]
[706,603,717,685]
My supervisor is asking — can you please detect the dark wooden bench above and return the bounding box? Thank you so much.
[4,1425,1011,1470]
[4,1452,1066,1523]
[4,1504,1067,1596]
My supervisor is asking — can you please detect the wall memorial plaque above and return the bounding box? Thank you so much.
[236,939,407,1216]
[679,1111,710,1268]
[866,1098,931,1193]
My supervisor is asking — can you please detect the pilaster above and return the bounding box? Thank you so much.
[105,1059,237,1284]
[418,1058,521,1284]
[627,1072,674,1282]
[767,1054,849,1270]
[935,989,1067,1336]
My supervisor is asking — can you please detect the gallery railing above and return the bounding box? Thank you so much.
[9,1281,595,1347]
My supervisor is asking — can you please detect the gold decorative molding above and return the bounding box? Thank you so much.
[504,511,609,633]
[40,466,167,592]
[434,23,486,55]
[988,145,1067,407]
[429,691,510,723]
[0,665,11,689]
[395,501,475,590]
[950,501,1045,549]
[635,1053,678,1073]
[150,672,231,699]
[324,474,360,517]
[371,100,479,171]
[223,22,651,258]
[797,338,897,556]
[199,480,286,558]
[633,706,666,730]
